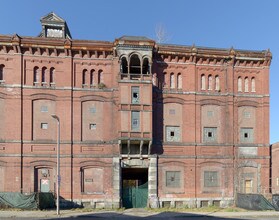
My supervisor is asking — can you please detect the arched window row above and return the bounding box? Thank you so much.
[0,64,5,82]
[201,74,220,91]
[120,54,151,75]
[82,69,104,88]
[237,76,256,93]
[33,66,55,87]
[161,72,183,90]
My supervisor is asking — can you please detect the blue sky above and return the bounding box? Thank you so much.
[0,0,278,143]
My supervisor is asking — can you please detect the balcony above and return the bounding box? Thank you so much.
[119,73,152,81]
[119,139,152,159]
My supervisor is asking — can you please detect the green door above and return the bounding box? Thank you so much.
[123,182,148,208]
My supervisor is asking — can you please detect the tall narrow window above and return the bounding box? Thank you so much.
[90,69,95,86]
[170,73,175,89]
[238,77,242,92]
[34,66,39,84]
[82,69,87,85]
[0,65,4,81]
[98,70,103,84]
[244,77,249,92]
[215,75,220,91]
[42,67,47,84]
[50,67,55,84]
[131,111,140,131]
[201,74,205,90]
[131,86,140,104]
[120,57,128,73]
[177,73,182,89]
[129,54,141,74]
[142,58,149,74]
[251,77,256,92]
[208,75,212,90]
[163,72,167,88]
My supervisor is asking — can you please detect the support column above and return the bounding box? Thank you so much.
[148,155,159,208]
[112,157,121,208]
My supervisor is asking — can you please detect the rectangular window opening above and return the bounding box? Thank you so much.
[131,87,140,104]
[40,106,48,112]
[41,123,48,129]
[131,111,140,131]
[89,123,96,130]
[166,171,181,188]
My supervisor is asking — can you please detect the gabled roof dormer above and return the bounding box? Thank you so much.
[38,12,72,39]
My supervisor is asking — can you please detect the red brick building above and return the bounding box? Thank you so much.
[0,12,272,208]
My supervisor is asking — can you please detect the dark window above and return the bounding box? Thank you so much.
[0,65,4,81]
[50,67,55,83]
[42,67,47,83]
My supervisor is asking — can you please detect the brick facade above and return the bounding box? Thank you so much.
[0,12,271,208]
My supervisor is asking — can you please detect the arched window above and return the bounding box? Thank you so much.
[82,69,87,85]
[42,67,47,84]
[170,73,175,89]
[238,77,242,92]
[251,77,256,92]
[244,77,249,92]
[90,69,95,86]
[215,75,220,91]
[162,72,167,89]
[142,58,149,74]
[177,73,182,89]
[0,65,4,81]
[50,67,55,84]
[201,74,205,90]
[208,75,212,90]
[33,66,39,84]
[120,57,128,73]
[98,70,103,84]
[129,54,141,74]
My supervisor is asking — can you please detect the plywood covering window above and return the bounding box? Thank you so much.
[131,111,140,131]
[204,171,219,187]
[166,171,181,188]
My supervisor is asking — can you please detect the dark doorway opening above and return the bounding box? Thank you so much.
[122,168,148,208]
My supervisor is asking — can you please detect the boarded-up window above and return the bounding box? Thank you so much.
[166,171,181,188]
[244,77,249,92]
[177,73,182,89]
[131,111,140,131]
[82,167,104,193]
[166,126,180,142]
[131,86,140,104]
[240,128,254,143]
[238,77,242,92]
[204,171,219,187]
[251,77,256,92]
[201,74,205,90]
[208,75,212,90]
[170,73,175,89]
[215,76,220,91]
[203,127,217,143]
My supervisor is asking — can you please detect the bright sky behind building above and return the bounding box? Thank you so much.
[0,0,278,143]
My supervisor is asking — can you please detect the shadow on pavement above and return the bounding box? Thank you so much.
[45,210,254,220]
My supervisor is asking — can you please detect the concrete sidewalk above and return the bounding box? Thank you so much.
[0,209,278,219]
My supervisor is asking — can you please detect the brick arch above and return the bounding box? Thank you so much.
[30,93,57,101]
